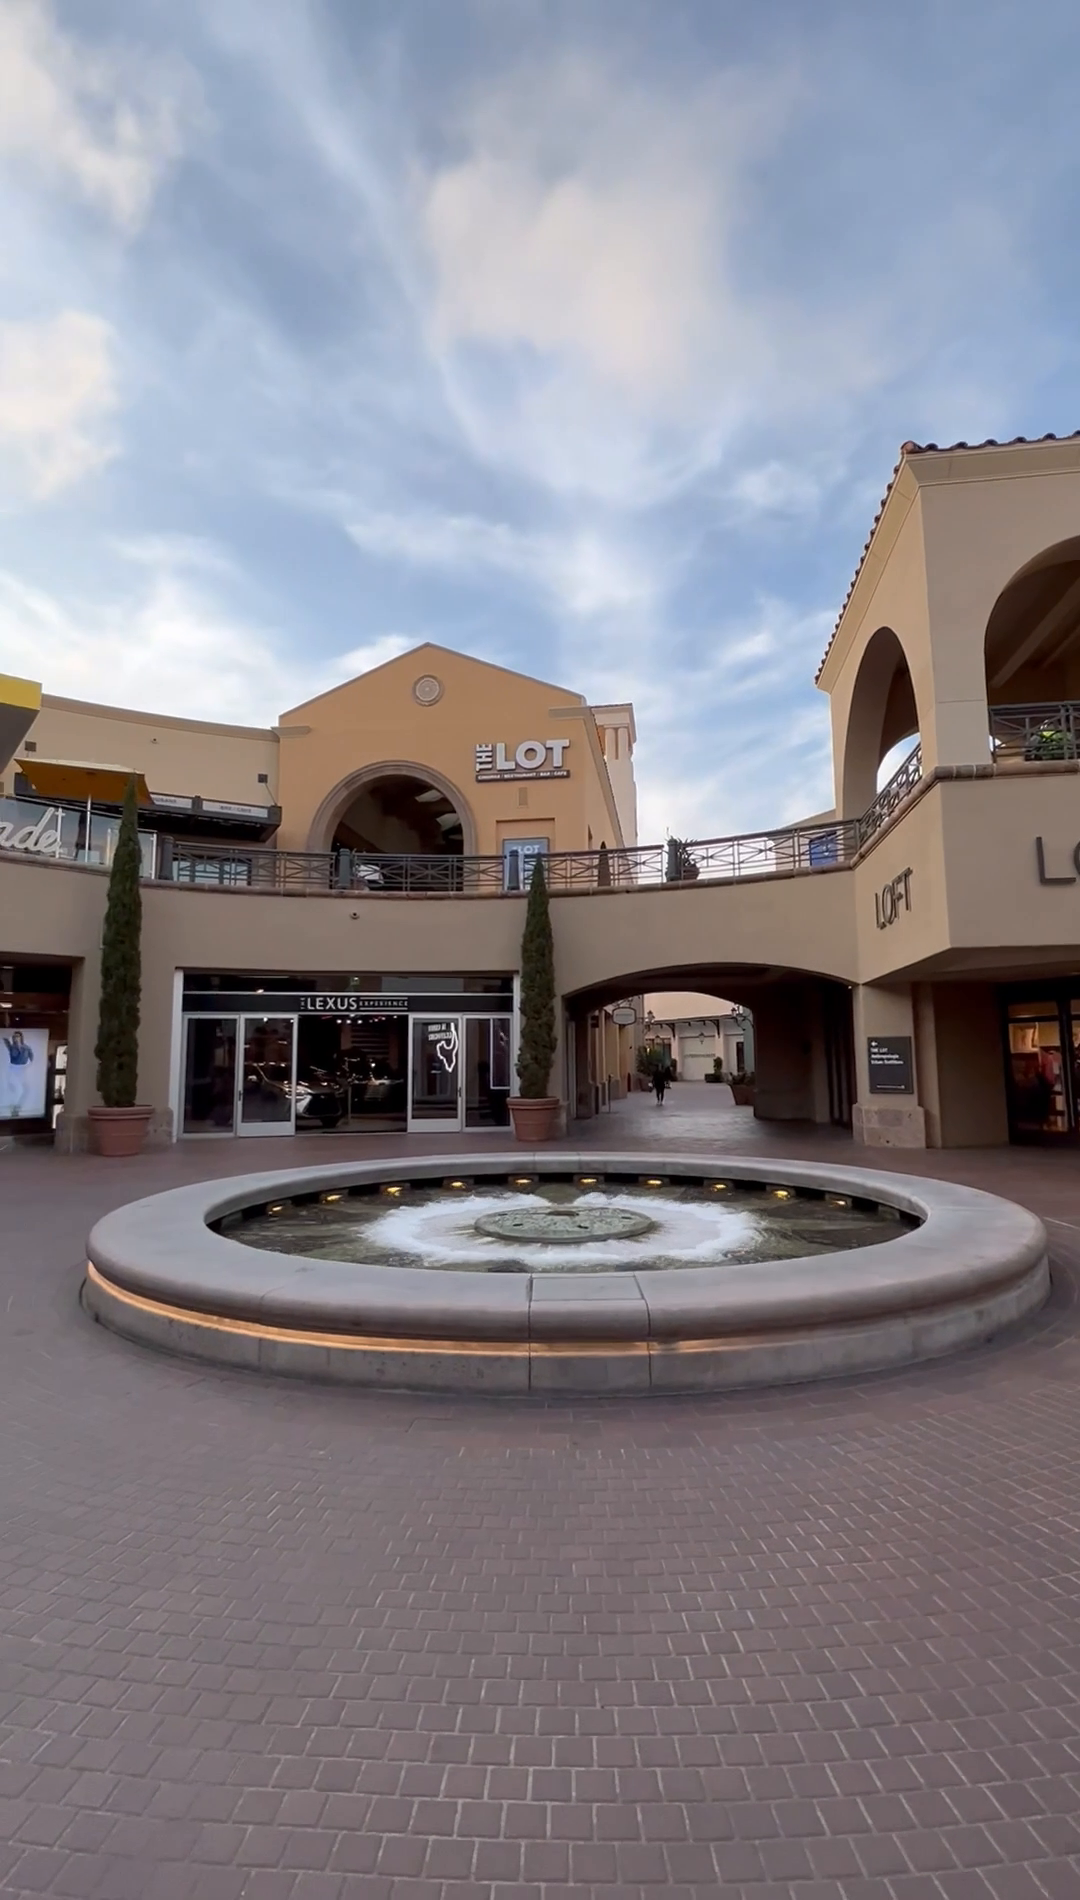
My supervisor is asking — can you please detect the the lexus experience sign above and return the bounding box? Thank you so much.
[475,740,570,782]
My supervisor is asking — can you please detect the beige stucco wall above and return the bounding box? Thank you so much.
[276,645,625,856]
[20,697,280,807]
[7,761,1080,1149]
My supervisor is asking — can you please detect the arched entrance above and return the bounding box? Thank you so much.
[840,626,920,817]
[985,536,1080,759]
[565,964,855,1131]
[308,762,477,885]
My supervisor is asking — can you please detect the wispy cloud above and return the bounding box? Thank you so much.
[0,310,118,498]
[0,559,410,724]
[0,0,194,232]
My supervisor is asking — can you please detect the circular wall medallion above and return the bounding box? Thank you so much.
[413,675,443,705]
[474,1206,655,1244]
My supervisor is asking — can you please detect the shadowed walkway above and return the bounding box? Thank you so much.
[2,1088,1080,1898]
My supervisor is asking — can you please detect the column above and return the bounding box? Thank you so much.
[851,983,927,1147]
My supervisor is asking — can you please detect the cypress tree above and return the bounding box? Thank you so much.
[515,855,556,1099]
[95,778,142,1107]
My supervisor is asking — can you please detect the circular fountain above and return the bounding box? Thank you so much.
[83,1152,1050,1394]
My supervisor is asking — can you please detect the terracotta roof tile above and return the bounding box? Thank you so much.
[815,431,1080,682]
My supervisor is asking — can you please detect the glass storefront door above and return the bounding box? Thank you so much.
[465,1016,512,1128]
[182,1015,239,1135]
[408,1016,463,1130]
[238,1015,297,1135]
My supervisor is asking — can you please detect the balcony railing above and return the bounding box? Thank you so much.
[3,749,936,900]
[990,701,1080,762]
[156,817,864,897]
[858,744,923,845]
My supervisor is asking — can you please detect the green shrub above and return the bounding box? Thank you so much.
[515,856,556,1098]
[94,779,142,1107]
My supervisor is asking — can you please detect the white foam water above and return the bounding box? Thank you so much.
[354,1190,762,1271]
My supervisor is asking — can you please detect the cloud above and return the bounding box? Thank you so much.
[0,0,191,231]
[344,502,660,619]
[0,561,411,724]
[0,310,118,498]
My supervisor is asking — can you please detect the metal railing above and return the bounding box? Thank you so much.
[2,747,935,900]
[156,817,864,897]
[990,701,1080,762]
[857,744,923,845]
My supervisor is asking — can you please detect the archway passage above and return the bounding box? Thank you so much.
[567,964,855,1132]
[331,773,466,858]
[985,538,1080,758]
[841,626,920,818]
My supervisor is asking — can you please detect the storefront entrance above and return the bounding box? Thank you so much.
[179,981,513,1140]
[1003,986,1080,1142]
[407,1014,511,1131]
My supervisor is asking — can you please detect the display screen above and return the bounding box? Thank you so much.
[0,1027,50,1121]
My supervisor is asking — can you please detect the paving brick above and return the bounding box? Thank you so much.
[4,1114,1080,1900]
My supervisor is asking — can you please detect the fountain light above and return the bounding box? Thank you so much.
[381,1184,406,1198]
[641,1177,665,1188]
[445,1178,470,1190]
[266,1203,285,1216]
[769,1187,793,1200]
[576,1175,601,1187]
[320,1191,343,1205]
[828,1195,851,1208]
[512,1175,536,1187]
[710,1181,730,1192]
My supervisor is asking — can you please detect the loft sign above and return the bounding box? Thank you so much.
[1035,836,1080,883]
[875,866,913,930]
[475,739,570,782]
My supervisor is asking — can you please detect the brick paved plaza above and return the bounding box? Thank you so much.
[3,1086,1080,1900]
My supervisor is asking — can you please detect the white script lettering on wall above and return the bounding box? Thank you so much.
[475,740,570,782]
[0,806,62,857]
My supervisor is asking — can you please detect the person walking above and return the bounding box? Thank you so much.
[652,1062,670,1106]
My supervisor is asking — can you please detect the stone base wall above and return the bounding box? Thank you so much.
[853,1101,927,1147]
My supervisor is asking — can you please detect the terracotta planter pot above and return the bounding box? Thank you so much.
[730,1084,755,1108]
[507,1097,561,1143]
[88,1105,153,1157]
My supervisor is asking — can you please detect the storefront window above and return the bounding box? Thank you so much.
[1006,1003,1070,1136]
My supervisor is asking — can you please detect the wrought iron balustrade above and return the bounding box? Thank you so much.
[989,701,1080,762]
[858,744,923,845]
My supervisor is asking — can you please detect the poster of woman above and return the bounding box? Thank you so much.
[0,1028,49,1120]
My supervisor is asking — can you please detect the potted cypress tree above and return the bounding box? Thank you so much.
[88,779,153,1156]
[508,855,560,1141]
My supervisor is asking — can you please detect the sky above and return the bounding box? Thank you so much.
[1,0,1079,843]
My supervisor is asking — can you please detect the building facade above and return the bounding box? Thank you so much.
[9,435,1080,1151]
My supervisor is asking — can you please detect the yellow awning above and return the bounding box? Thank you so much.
[15,758,153,807]
[0,674,42,777]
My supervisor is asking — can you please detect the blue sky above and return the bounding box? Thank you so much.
[1,0,1079,841]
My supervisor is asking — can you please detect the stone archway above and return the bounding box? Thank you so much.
[307,760,478,857]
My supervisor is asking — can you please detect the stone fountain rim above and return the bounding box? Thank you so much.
[86,1149,1048,1346]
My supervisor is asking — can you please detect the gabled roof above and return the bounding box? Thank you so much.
[816,432,1080,683]
[278,642,586,722]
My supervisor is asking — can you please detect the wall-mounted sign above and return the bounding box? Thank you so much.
[475,740,570,782]
[0,804,62,857]
[867,1036,914,1095]
[1035,836,1080,884]
[298,994,408,1013]
[610,1006,637,1025]
[875,867,913,929]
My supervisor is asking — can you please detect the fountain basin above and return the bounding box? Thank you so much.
[83,1151,1049,1394]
